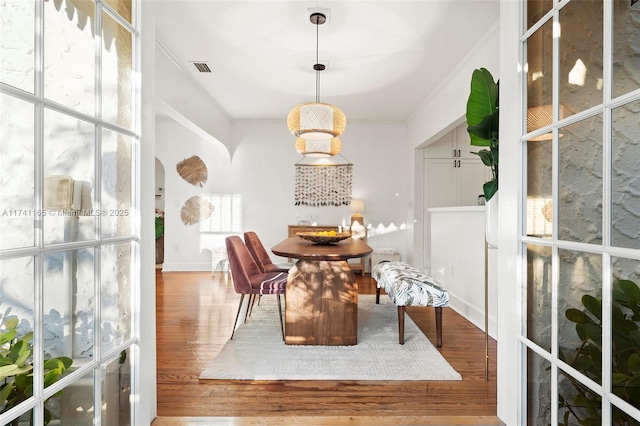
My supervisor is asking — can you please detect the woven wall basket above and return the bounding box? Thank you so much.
[180,195,214,225]
[177,155,208,188]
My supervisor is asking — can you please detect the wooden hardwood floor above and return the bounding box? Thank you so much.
[153,270,502,425]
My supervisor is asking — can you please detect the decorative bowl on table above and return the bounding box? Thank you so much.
[296,231,351,244]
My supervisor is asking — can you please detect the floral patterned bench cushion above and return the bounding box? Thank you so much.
[372,261,449,308]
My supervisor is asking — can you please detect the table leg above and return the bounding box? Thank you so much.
[285,259,358,345]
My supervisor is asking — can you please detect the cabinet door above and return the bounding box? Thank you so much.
[457,159,488,206]
[424,159,457,208]
[454,123,478,159]
[424,131,455,159]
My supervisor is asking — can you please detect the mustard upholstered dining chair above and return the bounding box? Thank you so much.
[244,231,294,273]
[225,236,287,340]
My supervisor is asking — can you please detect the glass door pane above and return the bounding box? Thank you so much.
[527,244,552,351]
[527,347,552,425]
[611,100,640,250]
[43,109,95,245]
[43,248,95,362]
[526,139,553,239]
[102,11,133,130]
[0,0,35,93]
[557,249,602,385]
[101,129,133,238]
[557,115,603,244]
[0,94,35,250]
[44,0,96,115]
[526,19,554,139]
[104,0,133,24]
[612,0,640,99]
[610,257,640,418]
[558,0,603,116]
[100,243,132,353]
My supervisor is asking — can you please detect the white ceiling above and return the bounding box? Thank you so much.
[155,1,500,122]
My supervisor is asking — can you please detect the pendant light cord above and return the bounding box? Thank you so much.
[315,18,320,103]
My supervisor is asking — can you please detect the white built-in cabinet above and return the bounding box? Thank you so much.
[424,122,477,159]
[423,123,498,338]
[423,122,489,207]
[423,122,491,267]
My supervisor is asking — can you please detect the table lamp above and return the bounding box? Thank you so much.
[350,199,364,226]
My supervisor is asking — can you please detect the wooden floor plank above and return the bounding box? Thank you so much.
[154,270,502,425]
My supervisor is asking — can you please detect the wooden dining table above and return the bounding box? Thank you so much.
[271,236,372,345]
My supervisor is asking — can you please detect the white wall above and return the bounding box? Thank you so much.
[155,43,232,153]
[406,21,500,270]
[235,119,412,263]
[155,118,412,271]
[407,22,500,149]
[430,207,498,339]
[155,121,235,271]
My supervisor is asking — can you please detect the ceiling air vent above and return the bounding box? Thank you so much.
[191,62,212,73]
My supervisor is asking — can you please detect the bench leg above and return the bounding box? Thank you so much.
[435,307,443,347]
[397,306,406,345]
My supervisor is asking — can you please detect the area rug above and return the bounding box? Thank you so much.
[199,295,461,381]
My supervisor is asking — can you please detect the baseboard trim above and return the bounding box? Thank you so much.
[447,292,497,339]
[160,262,211,272]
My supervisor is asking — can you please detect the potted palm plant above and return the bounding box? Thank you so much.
[466,67,499,201]
[0,316,72,425]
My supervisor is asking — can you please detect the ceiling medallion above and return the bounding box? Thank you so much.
[287,12,346,157]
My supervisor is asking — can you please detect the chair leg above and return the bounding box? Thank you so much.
[376,286,380,304]
[230,294,245,340]
[435,307,443,347]
[398,306,406,345]
[277,294,285,341]
[246,294,258,320]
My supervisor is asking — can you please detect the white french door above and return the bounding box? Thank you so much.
[0,0,140,424]
[521,0,640,424]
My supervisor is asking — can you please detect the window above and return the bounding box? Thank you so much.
[200,194,243,233]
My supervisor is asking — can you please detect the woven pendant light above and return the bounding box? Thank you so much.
[295,137,341,157]
[287,12,346,146]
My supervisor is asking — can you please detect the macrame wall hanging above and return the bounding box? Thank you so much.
[294,161,353,207]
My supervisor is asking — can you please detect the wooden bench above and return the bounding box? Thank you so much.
[372,261,449,346]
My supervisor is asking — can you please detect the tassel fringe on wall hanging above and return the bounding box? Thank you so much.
[294,160,353,207]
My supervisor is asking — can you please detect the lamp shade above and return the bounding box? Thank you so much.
[295,137,341,157]
[287,102,346,140]
[350,199,364,213]
[349,199,365,234]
